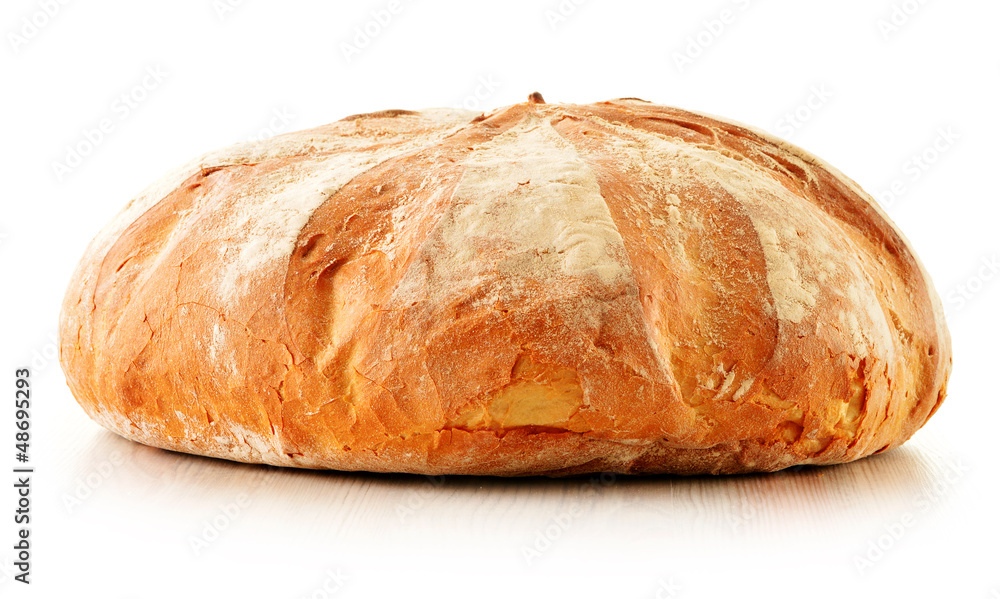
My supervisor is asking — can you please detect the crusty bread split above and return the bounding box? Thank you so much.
[59,95,951,475]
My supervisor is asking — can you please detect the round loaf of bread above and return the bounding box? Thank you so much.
[59,95,951,475]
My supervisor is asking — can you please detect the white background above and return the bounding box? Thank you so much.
[1,0,998,597]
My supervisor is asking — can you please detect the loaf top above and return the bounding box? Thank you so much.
[59,96,951,475]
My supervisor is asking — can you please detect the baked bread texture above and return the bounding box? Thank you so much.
[59,95,951,475]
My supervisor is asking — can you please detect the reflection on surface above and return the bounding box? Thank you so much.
[65,426,954,548]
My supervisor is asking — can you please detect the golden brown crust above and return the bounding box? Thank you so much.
[59,98,951,475]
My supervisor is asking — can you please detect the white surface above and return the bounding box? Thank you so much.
[1,0,998,597]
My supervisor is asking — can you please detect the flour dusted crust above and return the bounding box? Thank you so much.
[59,96,951,475]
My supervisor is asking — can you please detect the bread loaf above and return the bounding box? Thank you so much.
[59,94,951,475]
